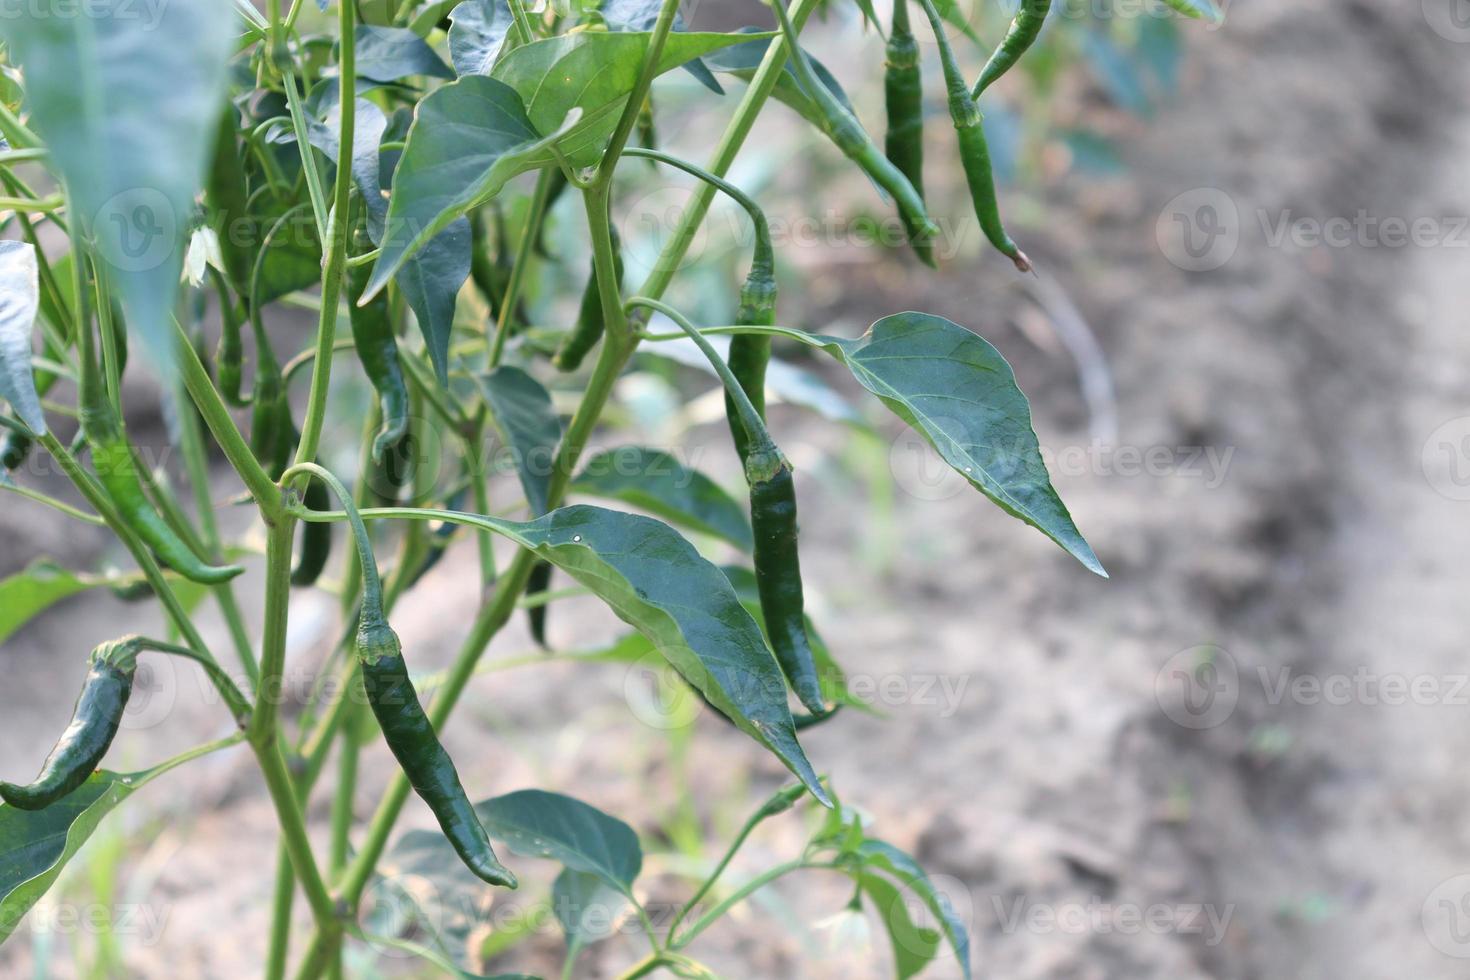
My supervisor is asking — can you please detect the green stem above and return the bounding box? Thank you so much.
[506,0,535,43]
[292,0,356,482]
[637,0,820,301]
[282,72,330,243]
[265,848,296,980]
[671,859,836,949]
[135,637,252,724]
[593,0,680,190]
[0,481,106,525]
[487,167,555,369]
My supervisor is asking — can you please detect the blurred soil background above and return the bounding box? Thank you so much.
[4,0,1470,977]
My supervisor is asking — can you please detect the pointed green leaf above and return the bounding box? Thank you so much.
[0,745,234,943]
[598,0,724,94]
[490,30,762,168]
[703,30,859,132]
[354,25,455,82]
[362,76,570,300]
[571,447,752,551]
[371,829,492,968]
[476,366,562,516]
[476,789,641,893]
[426,506,828,801]
[740,313,1104,575]
[0,242,44,435]
[4,0,234,372]
[859,839,970,980]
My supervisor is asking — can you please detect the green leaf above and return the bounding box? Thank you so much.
[448,0,514,75]
[0,561,151,648]
[439,506,828,802]
[641,335,858,424]
[308,97,470,384]
[571,447,752,551]
[859,839,969,980]
[475,366,562,516]
[931,0,982,44]
[1159,0,1222,21]
[702,31,859,136]
[490,30,760,168]
[353,25,455,82]
[370,829,492,969]
[598,0,724,94]
[860,872,942,980]
[748,313,1103,576]
[476,789,641,893]
[4,0,234,372]
[0,744,233,943]
[552,867,629,954]
[0,241,44,435]
[362,77,570,300]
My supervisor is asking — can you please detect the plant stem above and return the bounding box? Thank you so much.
[265,849,296,980]
[671,859,836,949]
[136,637,252,723]
[637,0,820,301]
[487,167,554,369]
[0,481,105,525]
[594,0,680,191]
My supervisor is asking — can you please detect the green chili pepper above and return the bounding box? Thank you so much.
[532,167,570,260]
[884,0,936,267]
[725,256,777,463]
[553,227,624,372]
[290,478,333,587]
[972,0,1051,97]
[525,560,552,648]
[347,230,410,463]
[212,268,250,408]
[0,637,139,810]
[772,0,939,249]
[1,428,32,472]
[917,0,1032,273]
[291,463,516,888]
[470,206,514,319]
[248,320,296,482]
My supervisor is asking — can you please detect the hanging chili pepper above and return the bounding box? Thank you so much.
[248,315,296,481]
[1,428,32,472]
[290,477,333,587]
[289,464,516,888]
[470,206,514,319]
[884,0,936,267]
[917,0,1032,273]
[525,560,552,648]
[972,0,1051,97]
[0,637,140,810]
[553,227,624,372]
[772,0,938,250]
[347,227,410,463]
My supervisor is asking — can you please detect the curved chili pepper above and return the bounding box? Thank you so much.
[973,0,1051,97]
[553,227,624,372]
[289,477,333,587]
[745,445,826,715]
[917,0,1032,273]
[0,637,139,810]
[249,335,295,482]
[773,0,938,249]
[88,416,244,584]
[884,1,936,267]
[347,231,410,463]
[291,464,516,888]
[357,600,516,887]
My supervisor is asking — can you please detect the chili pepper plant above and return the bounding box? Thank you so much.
[0,0,1214,975]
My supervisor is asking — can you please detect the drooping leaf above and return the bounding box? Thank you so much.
[860,872,942,980]
[552,867,629,956]
[431,506,828,801]
[490,30,760,168]
[353,25,455,82]
[703,30,858,132]
[571,447,752,551]
[475,366,562,516]
[4,0,234,372]
[0,242,44,434]
[858,839,970,980]
[0,747,234,943]
[361,77,571,299]
[307,98,471,383]
[731,313,1104,576]
[598,0,724,94]
[448,0,515,75]
[476,789,641,893]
